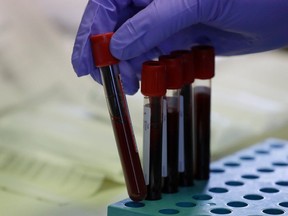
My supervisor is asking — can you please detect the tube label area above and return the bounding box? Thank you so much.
[162,99,168,177]
[143,105,151,185]
[178,95,185,172]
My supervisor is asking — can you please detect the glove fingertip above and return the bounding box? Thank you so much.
[118,61,140,95]
[120,80,139,95]
[71,56,88,77]
[90,68,102,84]
[110,34,128,60]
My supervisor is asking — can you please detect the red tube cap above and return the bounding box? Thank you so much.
[90,32,119,67]
[141,61,166,96]
[171,50,195,84]
[191,46,215,80]
[159,55,183,90]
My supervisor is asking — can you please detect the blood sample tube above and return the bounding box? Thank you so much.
[192,46,215,180]
[141,61,166,200]
[159,55,183,193]
[90,33,147,201]
[171,50,195,186]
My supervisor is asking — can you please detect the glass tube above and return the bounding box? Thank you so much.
[171,50,195,186]
[141,61,166,200]
[192,46,215,180]
[159,55,183,193]
[91,33,147,201]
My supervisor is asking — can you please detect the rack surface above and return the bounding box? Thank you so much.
[108,138,288,215]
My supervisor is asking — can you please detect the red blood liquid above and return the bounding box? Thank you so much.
[179,84,194,186]
[100,66,147,201]
[145,97,163,200]
[112,116,147,201]
[162,99,179,193]
[193,86,211,180]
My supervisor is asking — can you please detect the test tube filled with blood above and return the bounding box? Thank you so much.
[141,61,166,200]
[192,46,215,180]
[159,55,183,193]
[90,33,147,201]
[171,50,195,186]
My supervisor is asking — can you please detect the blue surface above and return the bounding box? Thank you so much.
[108,138,288,215]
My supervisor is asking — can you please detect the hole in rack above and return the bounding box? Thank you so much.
[272,162,288,167]
[239,156,255,161]
[242,174,259,179]
[124,201,145,208]
[257,168,274,173]
[255,149,270,154]
[270,143,285,149]
[175,202,196,208]
[159,209,180,215]
[276,181,288,186]
[210,208,232,214]
[279,202,288,208]
[260,187,279,193]
[225,181,244,186]
[243,194,264,200]
[209,187,228,193]
[224,162,240,167]
[192,194,212,201]
[210,168,225,173]
[227,201,248,208]
[262,208,284,215]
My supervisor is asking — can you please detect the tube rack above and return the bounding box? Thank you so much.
[108,138,288,215]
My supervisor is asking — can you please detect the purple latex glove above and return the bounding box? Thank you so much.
[112,0,288,59]
[109,0,288,90]
[71,0,152,95]
[73,0,288,95]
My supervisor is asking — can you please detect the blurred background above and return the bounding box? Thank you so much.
[0,0,288,215]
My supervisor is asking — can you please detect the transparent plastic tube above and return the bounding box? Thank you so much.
[90,33,146,201]
[179,85,194,185]
[164,89,180,193]
[141,61,166,200]
[159,55,183,193]
[143,96,163,200]
[194,79,211,180]
[171,50,195,187]
[192,46,215,180]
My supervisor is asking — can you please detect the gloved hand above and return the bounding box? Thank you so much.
[73,0,288,95]
[111,0,288,59]
[71,0,152,95]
